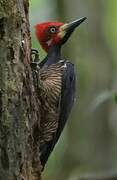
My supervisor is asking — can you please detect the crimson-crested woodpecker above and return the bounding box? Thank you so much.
[34,17,86,170]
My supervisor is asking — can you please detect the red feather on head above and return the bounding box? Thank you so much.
[35,22,64,52]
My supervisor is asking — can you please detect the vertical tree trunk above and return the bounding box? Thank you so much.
[0,0,41,180]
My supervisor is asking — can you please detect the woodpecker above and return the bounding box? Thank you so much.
[33,17,86,170]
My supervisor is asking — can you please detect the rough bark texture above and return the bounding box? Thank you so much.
[0,0,41,180]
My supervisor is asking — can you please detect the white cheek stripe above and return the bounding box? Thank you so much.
[46,39,52,46]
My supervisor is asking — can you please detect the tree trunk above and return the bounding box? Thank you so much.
[0,0,41,180]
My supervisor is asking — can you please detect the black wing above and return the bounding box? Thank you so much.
[40,61,76,169]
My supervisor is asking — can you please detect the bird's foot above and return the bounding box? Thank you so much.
[30,49,40,92]
[30,49,40,71]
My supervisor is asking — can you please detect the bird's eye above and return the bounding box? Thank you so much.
[50,27,56,33]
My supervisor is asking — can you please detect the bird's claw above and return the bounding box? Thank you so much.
[31,49,40,92]
[31,49,40,71]
[31,49,40,62]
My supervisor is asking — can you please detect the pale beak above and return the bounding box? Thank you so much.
[62,17,87,32]
[58,17,87,42]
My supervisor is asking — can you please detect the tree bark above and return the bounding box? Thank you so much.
[0,0,41,180]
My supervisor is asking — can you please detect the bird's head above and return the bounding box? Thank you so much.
[35,17,86,52]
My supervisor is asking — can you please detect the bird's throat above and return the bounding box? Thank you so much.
[44,45,62,66]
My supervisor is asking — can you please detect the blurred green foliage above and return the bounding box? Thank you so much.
[30,0,117,179]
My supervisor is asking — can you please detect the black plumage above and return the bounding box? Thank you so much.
[38,46,75,169]
[32,17,86,170]
[40,58,75,167]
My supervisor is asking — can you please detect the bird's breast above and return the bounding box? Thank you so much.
[39,61,66,145]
